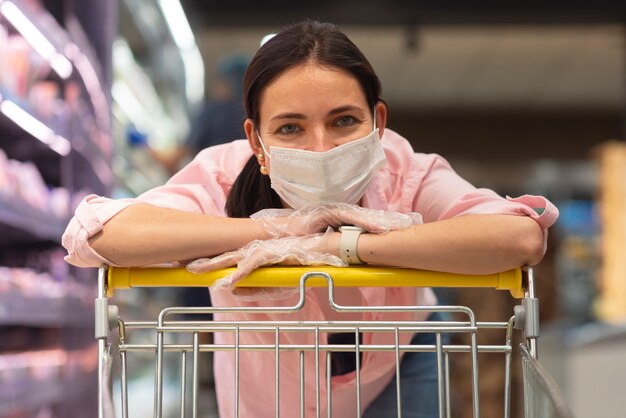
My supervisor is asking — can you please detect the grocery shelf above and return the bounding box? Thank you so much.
[0,266,94,327]
[1,0,113,173]
[0,290,93,327]
[0,92,110,164]
[0,0,72,79]
[0,347,98,415]
[0,192,66,244]
[1,0,110,416]
[0,96,70,156]
[0,96,113,191]
[1,0,110,135]
[0,379,65,416]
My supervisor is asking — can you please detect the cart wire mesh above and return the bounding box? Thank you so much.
[96,266,573,418]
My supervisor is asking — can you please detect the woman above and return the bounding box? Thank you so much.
[63,20,558,417]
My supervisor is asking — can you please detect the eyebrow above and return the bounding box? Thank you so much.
[270,105,366,121]
[328,105,365,116]
[270,112,306,121]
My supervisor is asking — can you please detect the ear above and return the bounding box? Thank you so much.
[244,119,262,155]
[374,101,387,138]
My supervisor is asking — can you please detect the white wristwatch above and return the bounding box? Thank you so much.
[339,226,365,265]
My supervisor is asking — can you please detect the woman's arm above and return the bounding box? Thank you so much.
[356,214,544,274]
[63,142,270,268]
[187,212,546,280]
[88,203,272,266]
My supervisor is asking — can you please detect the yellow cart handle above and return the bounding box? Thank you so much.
[107,266,525,299]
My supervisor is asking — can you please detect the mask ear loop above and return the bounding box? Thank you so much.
[373,107,377,131]
[256,130,271,158]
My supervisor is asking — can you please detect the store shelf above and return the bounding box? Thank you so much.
[0,379,65,416]
[1,0,114,190]
[0,95,68,152]
[0,267,93,327]
[0,290,93,327]
[0,96,113,191]
[0,192,66,244]
[1,0,111,138]
[0,92,111,167]
[0,0,109,416]
[0,347,98,416]
[0,0,72,77]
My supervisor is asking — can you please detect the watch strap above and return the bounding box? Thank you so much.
[339,226,364,265]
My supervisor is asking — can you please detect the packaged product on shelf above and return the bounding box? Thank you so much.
[59,81,86,140]
[0,266,11,292]
[7,268,63,298]
[0,348,65,386]
[0,148,12,193]
[0,34,30,98]
[0,24,7,91]
[28,80,64,131]
[1,34,49,101]
[21,0,45,12]
[45,247,70,281]
[0,346,98,416]
[0,152,72,216]
[0,265,94,329]
[7,159,49,210]
[49,187,70,219]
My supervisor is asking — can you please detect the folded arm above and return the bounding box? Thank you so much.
[63,197,419,268]
[188,212,546,286]
[356,213,544,274]
[86,203,271,266]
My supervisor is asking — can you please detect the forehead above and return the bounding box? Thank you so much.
[259,63,368,116]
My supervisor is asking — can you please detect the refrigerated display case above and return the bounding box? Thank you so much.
[0,0,113,416]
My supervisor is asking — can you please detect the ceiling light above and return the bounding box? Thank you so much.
[155,0,204,106]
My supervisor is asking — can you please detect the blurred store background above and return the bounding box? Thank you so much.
[1,0,626,417]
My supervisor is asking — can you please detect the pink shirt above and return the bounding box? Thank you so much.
[62,129,558,417]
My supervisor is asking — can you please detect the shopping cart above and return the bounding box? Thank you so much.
[95,265,573,418]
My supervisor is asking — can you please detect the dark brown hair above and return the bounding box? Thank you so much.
[225,20,383,217]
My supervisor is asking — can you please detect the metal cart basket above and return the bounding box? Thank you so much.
[96,265,573,418]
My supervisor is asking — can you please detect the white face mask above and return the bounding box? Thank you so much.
[258,122,387,209]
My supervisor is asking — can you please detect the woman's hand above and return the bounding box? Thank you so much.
[251,202,423,238]
[186,229,344,287]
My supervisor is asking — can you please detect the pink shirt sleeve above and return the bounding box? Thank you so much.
[61,195,135,267]
[363,130,560,247]
[405,153,558,254]
[62,140,252,267]
[410,155,558,226]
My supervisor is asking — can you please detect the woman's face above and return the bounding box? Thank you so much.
[245,63,386,173]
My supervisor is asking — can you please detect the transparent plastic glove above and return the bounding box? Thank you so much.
[186,229,345,292]
[251,202,423,238]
